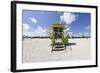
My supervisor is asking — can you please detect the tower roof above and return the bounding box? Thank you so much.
[51,24,65,28]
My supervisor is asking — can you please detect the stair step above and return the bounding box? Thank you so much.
[52,48,64,51]
[55,46,64,48]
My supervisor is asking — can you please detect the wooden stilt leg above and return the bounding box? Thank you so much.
[51,45,53,53]
[65,44,66,51]
[70,45,72,51]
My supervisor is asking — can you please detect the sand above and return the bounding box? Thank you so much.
[22,38,91,63]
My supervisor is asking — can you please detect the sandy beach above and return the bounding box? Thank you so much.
[22,38,91,63]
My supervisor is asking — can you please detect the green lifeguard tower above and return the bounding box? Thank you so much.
[49,24,69,52]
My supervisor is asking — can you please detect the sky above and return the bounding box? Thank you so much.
[22,10,91,37]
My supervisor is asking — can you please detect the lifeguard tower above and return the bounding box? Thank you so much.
[49,24,69,52]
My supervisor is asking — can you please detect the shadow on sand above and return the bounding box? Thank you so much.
[50,42,76,46]
[65,43,76,46]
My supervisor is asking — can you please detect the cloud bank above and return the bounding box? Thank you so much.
[23,25,48,37]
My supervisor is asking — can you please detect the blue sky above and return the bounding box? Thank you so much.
[22,10,91,37]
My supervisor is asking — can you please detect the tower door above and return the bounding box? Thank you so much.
[54,28,63,39]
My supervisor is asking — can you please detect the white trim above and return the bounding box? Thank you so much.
[16,3,96,70]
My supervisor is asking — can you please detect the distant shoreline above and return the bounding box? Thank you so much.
[23,37,91,39]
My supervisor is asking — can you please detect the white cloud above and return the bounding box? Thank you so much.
[34,26,48,36]
[64,31,90,37]
[29,17,37,24]
[23,31,33,37]
[23,23,30,31]
[23,26,48,37]
[77,32,83,36]
[73,32,91,37]
[68,32,73,37]
[60,12,77,25]
[72,32,83,37]
[84,32,90,36]
[64,26,70,35]
[85,25,90,30]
